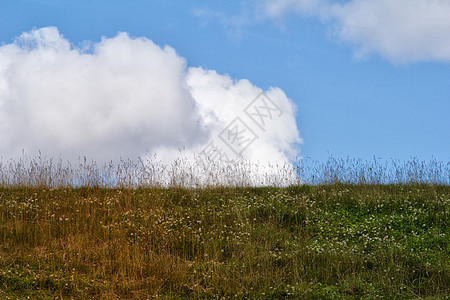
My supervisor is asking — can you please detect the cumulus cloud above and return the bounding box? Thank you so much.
[0,27,301,183]
[154,68,301,165]
[260,0,450,63]
[0,27,205,161]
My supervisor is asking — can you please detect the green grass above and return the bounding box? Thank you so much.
[0,184,448,299]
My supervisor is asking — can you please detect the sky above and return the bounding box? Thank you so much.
[0,0,449,168]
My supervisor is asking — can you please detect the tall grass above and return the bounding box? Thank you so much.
[0,153,299,188]
[296,156,450,185]
[1,154,448,188]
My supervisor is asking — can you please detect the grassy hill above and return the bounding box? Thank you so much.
[1,183,448,299]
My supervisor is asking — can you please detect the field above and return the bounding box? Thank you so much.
[0,157,449,299]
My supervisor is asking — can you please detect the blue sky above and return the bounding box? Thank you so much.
[1,0,449,163]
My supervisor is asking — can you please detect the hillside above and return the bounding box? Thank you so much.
[1,184,448,299]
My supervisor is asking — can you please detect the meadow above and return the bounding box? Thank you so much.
[0,156,448,299]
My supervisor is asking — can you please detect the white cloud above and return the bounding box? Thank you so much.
[260,0,327,18]
[0,27,205,161]
[0,27,302,185]
[260,0,450,63]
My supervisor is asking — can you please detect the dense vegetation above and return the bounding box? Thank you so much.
[1,183,448,299]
